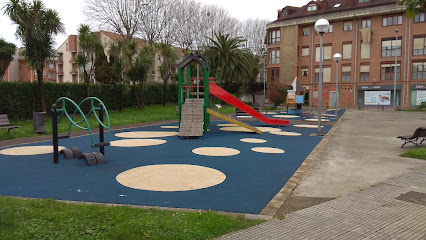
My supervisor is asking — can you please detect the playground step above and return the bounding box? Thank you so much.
[179,99,205,138]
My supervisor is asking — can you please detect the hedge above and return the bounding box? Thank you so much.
[0,81,178,119]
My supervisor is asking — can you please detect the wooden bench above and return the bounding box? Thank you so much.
[397,127,426,148]
[0,114,19,134]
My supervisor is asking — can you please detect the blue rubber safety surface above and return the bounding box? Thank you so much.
[0,111,343,214]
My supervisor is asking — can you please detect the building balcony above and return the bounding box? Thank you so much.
[70,70,78,75]
[57,72,64,76]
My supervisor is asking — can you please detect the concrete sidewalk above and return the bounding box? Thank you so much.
[218,109,426,239]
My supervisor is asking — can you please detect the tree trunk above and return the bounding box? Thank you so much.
[133,81,141,109]
[140,81,145,110]
[36,68,46,113]
[163,80,167,107]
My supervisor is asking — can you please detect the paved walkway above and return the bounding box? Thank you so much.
[218,109,426,239]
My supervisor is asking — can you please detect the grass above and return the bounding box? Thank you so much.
[0,197,262,240]
[401,147,426,160]
[1,104,237,141]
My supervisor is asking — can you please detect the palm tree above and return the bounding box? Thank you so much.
[0,38,16,80]
[397,0,426,18]
[204,32,255,93]
[4,0,64,113]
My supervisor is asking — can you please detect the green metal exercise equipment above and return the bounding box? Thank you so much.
[51,97,111,164]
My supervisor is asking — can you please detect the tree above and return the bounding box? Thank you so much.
[127,46,154,110]
[4,0,64,113]
[157,43,178,106]
[204,32,255,93]
[84,0,146,41]
[243,55,263,104]
[76,24,100,96]
[0,38,16,80]
[268,81,287,107]
[397,0,426,18]
[94,45,112,84]
[108,40,126,111]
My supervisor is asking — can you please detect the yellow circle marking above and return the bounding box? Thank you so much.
[294,124,324,128]
[270,131,302,136]
[116,164,226,192]
[236,116,253,118]
[115,131,178,138]
[305,119,330,122]
[257,127,282,132]
[110,139,166,147]
[240,138,267,143]
[0,146,65,156]
[251,147,285,154]
[220,126,255,133]
[192,147,240,156]
[272,115,300,118]
[160,126,179,129]
[217,123,238,127]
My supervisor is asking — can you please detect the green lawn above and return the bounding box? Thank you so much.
[401,147,426,160]
[1,104,237,141]
[0,197,262,240]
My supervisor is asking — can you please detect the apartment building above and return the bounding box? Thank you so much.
[266,0,426,109]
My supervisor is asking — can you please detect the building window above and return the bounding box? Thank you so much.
[268,29,281,45]
[359,0,370,3]
[268,68,280,81]
[302,27,310,36]
[315,45,332,62]
[361,42,371,59]
[268,49,280,64]
[360,65,370,81]
[342,66,351,82]
[361,19,371,29]
[381,63,400,81]
[281,10,287,17]
[414,13,425,23]
[302,46,309,56]
[343,43,352,59]
[344,22,353,31]
[315,67,331,83]
[413,36,426,56]
[302,67,308,77]
[382,38,401,57]
[317,24,333,34]
[383,15,403,26]
[412,61,426,80]
[307,4,317,12]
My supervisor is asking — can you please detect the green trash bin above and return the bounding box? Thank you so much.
[33,112,45,133]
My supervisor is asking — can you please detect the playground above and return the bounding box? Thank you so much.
[0,52,344,214]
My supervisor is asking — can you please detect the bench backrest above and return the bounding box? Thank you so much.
[412,127,426,138]
[0,114,11,126]
[419,128,426,138]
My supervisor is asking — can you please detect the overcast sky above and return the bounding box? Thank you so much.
[0,0,311,48]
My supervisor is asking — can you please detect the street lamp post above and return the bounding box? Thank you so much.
[264,52,267,107]
[333,53,342,119]
[314,19,330,136]
[394,29,399,111]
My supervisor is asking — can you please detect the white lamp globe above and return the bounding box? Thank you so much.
[315,19,330,33]
[333,53,342,62]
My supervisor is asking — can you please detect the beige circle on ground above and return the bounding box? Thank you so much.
[116,164,226,192]
[240,138,267,143]
[270,131,302,136]
[272,115,300,118]
[0,146,65,156]
[257,127,282,132]
[251,147,285,154]
[322,114,336,117]
[115,131,178,138]
[160,126,179,129]
[217,123,238,127]
[294,124,324,128]
[261,111,278,115]
[192,147,240,156]
[220,126,255,133]
[236,116,253,118]
[305,119,330,122]
[110,139,166,147]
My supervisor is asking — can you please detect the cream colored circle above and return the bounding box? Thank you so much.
[220,126,255,133]
[115,131,178,138]
[251,147,285,154]
[270,131,302,136]
[257,127,282,132]
[305,119,330,122]
[273,115,300,118]
[160,126,179,129]
[116,164,226,192]
[217,123,238,127]
[0,146,65,156]
[192,147,240,156]
[294,124,324,128]
[262,111,278,115]
[322,114,336,117]
[236,116,253,118]
[240,138,267,143]
[110,139,166,147]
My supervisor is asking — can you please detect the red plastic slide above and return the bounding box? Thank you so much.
[209,82,289,125]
